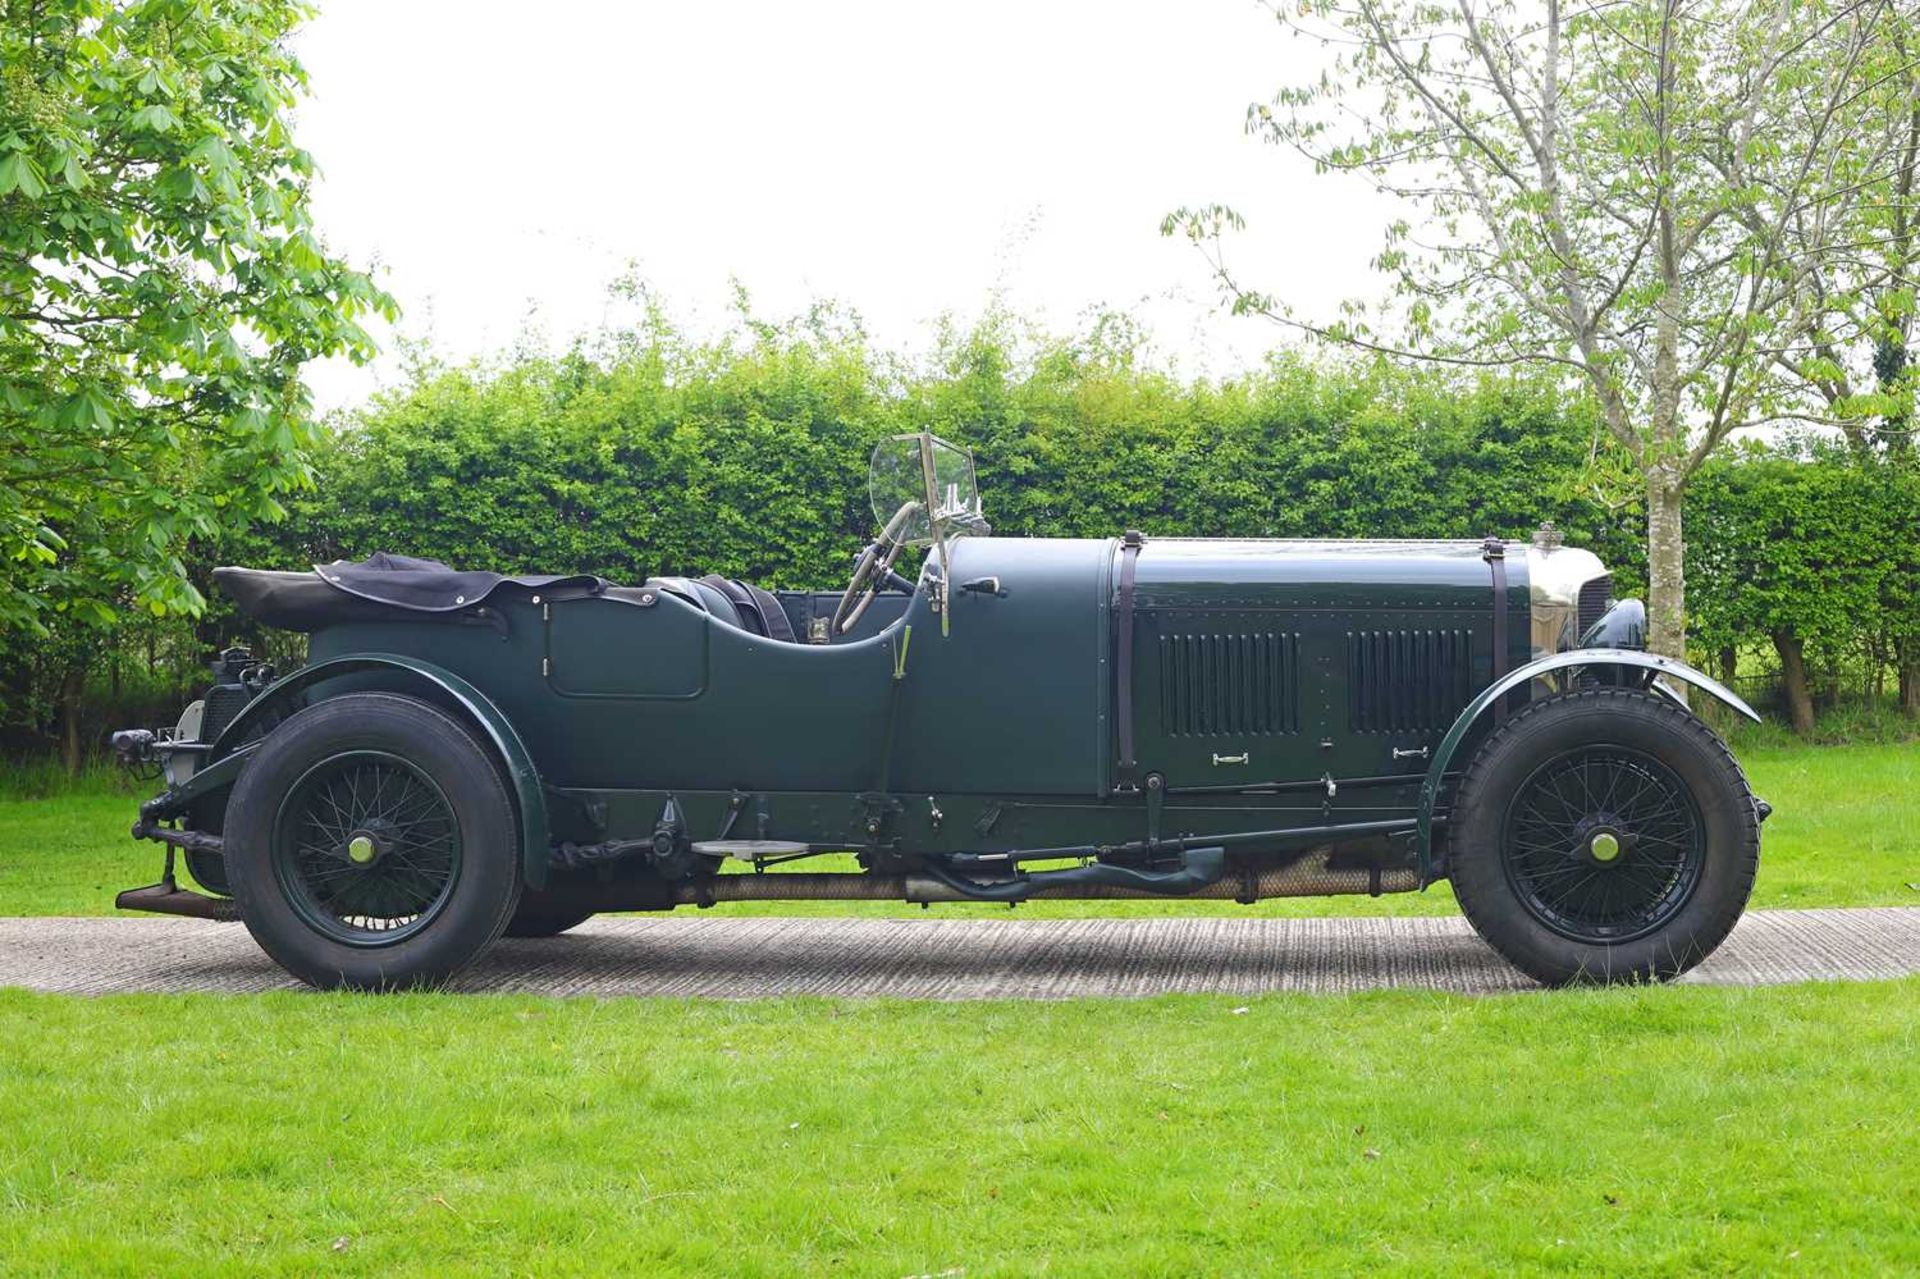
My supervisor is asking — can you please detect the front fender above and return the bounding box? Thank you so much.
[1414,648,1759,879]
[209,654,552,889]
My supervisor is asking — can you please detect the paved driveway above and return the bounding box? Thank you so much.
[1,907,1914,998]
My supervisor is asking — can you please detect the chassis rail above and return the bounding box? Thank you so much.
[115,824,1419,921]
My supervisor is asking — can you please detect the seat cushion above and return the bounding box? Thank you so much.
[649,576,747,630]
[699,575,764,636]
[654,575,803,641]
[742,583,796,642]
[699,576,799,642]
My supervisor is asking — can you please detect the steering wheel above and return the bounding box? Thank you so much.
[833,500,921,636]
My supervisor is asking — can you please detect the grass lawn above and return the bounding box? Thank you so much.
[0,744,1913,1275]
[1,740,1912,918]
[0,979,1913,1276]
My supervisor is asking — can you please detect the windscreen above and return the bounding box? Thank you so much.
[868,434,981,546]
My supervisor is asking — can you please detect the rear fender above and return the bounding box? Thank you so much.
[208,653,552,888]
[1415,648,1760,879]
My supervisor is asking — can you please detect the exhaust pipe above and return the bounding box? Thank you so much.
[115,829,1419,920]
[663,848,1417,908]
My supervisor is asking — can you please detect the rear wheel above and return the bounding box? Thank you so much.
[225,693,521,990]
[1447,688,1759,986]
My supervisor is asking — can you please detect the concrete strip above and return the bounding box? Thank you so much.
[0,908,1914,999]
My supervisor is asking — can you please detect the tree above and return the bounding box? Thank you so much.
[1689,443,1917,733]
[1770,6,1919,452]
[1169,0,1908,658]
[1,0,392,768]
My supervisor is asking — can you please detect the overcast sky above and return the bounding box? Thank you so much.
[291,0,1391,411]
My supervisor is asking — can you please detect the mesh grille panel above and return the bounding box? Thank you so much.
[199,684,252,743]
[1578,573,1615,639]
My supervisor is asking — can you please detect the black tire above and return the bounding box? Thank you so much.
[224,693,522,990]
[1447,688,1759,986]
[502,891,596,938]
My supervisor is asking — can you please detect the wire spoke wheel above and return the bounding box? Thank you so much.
[271,749,463,946]
[1500,745,1705,945]
[1449,689,1758,985]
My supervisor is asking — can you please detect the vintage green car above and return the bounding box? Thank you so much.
[113,433,1766,990]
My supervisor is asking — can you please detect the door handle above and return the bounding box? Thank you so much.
[1211,752,1250,766]
[1392,746,1431,761]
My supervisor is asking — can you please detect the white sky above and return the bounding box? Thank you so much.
[292,0,1392,412]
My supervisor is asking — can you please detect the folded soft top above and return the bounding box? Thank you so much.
[215,552,606,633]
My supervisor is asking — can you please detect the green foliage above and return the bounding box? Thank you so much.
[9,290,1914,755]
[279,319,894,589]
[1690,443,1920,678]
[230,310,1634,596]
[0,0,394,637]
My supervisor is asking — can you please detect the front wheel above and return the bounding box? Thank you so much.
[1447,688,1759,986]
[224,693,522,990]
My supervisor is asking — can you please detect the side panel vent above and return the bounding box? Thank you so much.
[1158,632,1301,737]
[1348,629,1475,733]
[1577,574,1615,639]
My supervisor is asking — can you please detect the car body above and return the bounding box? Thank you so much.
[115,434,1767,989]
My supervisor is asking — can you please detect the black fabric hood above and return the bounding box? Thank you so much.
[215,553,607,633]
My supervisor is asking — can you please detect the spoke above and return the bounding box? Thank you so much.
[389,824,453,855]
[367,765,395,821]
[389,836,454,866]
[1596,759,1627,814]
[312,791,349,845]
[1514,863,1592,891]
[1619,866,1672,902]
[340,770,369,827]
[1607,765,1647,816]
[390,786,444,826]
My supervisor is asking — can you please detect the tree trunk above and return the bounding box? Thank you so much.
[1773,630,1816,737]
[1900,635,1919,719]
[1645,467,1686,660]
[1718,646,1737,685]
[58,665,88,777]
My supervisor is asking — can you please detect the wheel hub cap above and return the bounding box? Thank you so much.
[1588,830,1622,863]
[346,832,378,865]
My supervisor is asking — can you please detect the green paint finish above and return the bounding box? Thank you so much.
[136,518,1758,913]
